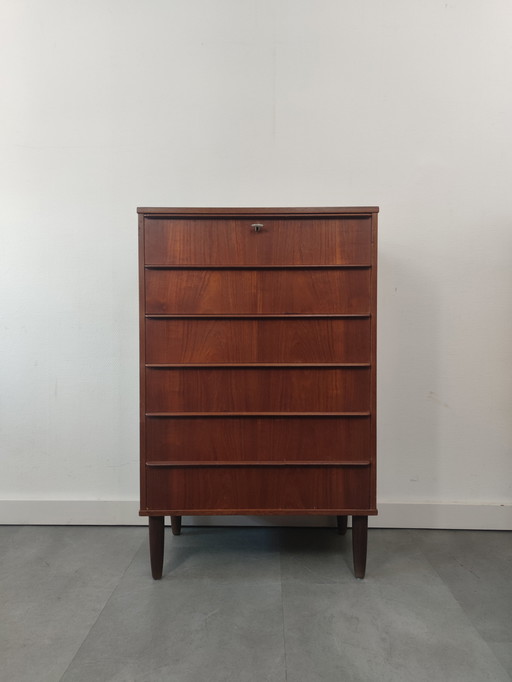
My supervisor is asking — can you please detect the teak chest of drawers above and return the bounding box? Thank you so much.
[138,207,378,578]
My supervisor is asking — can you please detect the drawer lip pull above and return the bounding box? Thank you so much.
[146,460,371,468]
[145,411,372,418]
[145,363,371,369]
[145,313,372,319]
[144,264,371,270]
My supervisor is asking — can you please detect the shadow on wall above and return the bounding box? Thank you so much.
[377,246,441,512]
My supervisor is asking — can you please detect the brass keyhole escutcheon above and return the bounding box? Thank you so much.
[251,223,264,232]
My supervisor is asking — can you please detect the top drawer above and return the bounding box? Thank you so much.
[143,216,372,266]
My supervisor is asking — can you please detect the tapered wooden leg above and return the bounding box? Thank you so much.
[336,515,348,535]
[149,516,164,580]
[171,515,182,536]
[352,515,368,579]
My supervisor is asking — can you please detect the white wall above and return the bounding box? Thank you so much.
[1,0,511,528]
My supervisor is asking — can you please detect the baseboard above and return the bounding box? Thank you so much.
[0,500,511,530]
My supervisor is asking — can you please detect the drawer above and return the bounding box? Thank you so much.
[144,216,372,266]
[145,367,370,413]
[145,268,371,315]
[145,465,372,512]
[145,416,372,463]
[145,317,371,364]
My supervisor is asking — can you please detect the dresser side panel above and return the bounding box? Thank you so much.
[369,212,378,510]
[139,214,148,511]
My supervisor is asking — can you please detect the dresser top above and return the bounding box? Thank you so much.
[137,207,379,216]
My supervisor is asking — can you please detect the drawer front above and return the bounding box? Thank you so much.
[145,466,372,512]
[144,216,372,266]
[145,317,371,364]
[146,416,371,463]
[145,269,371,315]
[146,367,370,413]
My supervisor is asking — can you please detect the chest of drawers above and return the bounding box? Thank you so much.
[138,207,378,578]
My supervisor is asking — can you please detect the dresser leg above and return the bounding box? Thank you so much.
[171,515,182,536]
[149,516,164,580]
[352,515,368,579]
[336,515,348,535]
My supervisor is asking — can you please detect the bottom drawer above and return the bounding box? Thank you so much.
[144,465,372,513]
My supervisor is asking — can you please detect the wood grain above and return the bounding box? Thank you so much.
[145,367,370,413]
[145,415,371,463]
[145,317,371,364]
[145,466,371,512]
[144,217,372,266]
[145,269,371,315]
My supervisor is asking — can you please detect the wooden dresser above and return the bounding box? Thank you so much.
[138,207,378,578]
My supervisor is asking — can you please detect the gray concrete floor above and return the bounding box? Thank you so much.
[0,526,511,682]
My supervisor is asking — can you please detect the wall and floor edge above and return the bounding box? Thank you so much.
[0,501,510,530]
